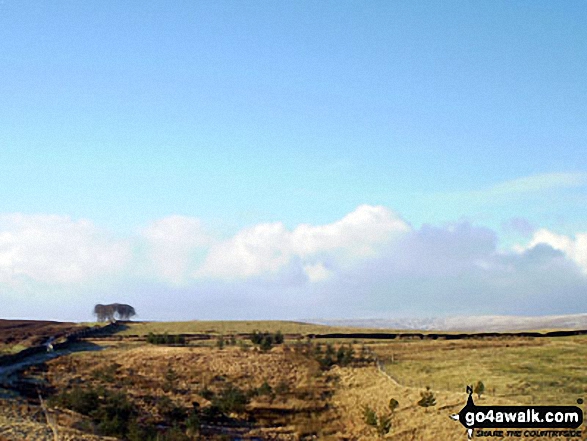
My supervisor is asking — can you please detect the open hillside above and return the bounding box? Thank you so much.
[0,319,585,440]
[115,320,398,337]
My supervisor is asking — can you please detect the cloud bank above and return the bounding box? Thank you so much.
[0,206,585,321]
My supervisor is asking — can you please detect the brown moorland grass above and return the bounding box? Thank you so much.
[41,343,340,439]
[115,320,398,336]
[0,398,115,441]
[4,323,587,440]
[0,319,85,348]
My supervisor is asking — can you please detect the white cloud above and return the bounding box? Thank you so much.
[303,262,332,282]
[518,228,587,272]
[195,221,292,280]
[291,204,411,259]
[0,214,130,286]
[196,205,411,281]
[2,208,586,321]
[140,215,213,285]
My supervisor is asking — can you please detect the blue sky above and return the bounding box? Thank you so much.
[0,1,586,321]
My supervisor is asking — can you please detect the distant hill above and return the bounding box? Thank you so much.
[308,313,587,332]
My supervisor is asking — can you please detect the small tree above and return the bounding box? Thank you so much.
[363,406,378,426]
[474,381,485,399]
[250,331,263,345]
[163,367,178,393]
[417,386,436,408]
[378,413,392,437]
[216,335,225,349]
[341,344,355,366]
[257,381,273,398]
[260,335,273,352]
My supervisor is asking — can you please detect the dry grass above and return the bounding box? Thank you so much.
[0,398,114,441]
[42,343,339,438]
[4,326,587,440]
[117,320,392,336]
[330,364,581,440]
[372,336,587,405]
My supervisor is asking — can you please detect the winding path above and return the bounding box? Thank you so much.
[0,342,103,395]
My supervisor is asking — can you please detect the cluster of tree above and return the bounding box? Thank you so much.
[249,330,284,351]
[363,397,399,437]
[49,385,199,441]
[93,303,136,322]
[49,386,136,439]
[215,334,237,349]
[363,404,393,437]
[200,383,250,419]
[314,343,356,369]
[146,332,186,345]
[199,379,289,413]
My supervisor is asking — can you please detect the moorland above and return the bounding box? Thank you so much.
[0,319,585,440]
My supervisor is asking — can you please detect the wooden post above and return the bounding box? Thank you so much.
[38,392,59,441]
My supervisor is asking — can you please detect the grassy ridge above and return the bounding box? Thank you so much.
[116,320,394,336]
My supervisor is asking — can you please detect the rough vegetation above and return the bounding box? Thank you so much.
[1,319,585,440]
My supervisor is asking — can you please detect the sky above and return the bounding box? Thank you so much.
[0,1,586,321]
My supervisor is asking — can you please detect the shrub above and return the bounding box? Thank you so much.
[199,387,215,400]
[474,381,485,399]
[185,408,201,435]
[250,331,263,345]
[127,420,158,441]
[163,367,178,393]
[202,403,223,419]
[50,386,100,415]
[257,381,273,397]
[275,380,289,395]
[417,386,436,408]
[378,413,392,436]
[91,390,136,437]
[251,331,283,349]
[336,344,355,366]
[158,424,191,441]
[316,344,356,369]
[157,396,186,424]
[91,363,120,383]
[216,335,225,349]
[389,398,399,413]
[260,335,273,351]
[212,384,249,415]
[147,333,185,345]
[363,406,378,426]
